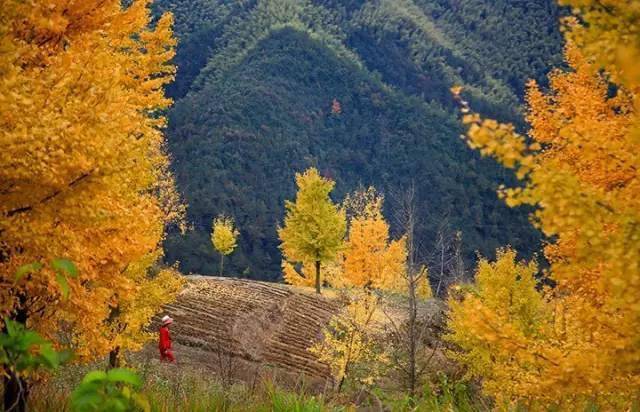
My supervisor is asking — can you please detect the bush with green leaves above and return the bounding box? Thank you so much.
[0,317,71,375]
[3,259,78,371]
[1,319,71,412]
[70,368,150,412]
[2,259,78,411]
[377,373,488,411]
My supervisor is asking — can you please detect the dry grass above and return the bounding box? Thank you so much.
[28,358,484,412]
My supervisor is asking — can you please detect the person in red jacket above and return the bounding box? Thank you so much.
[159,315,175,363]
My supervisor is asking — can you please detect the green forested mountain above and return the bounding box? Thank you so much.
[156,0,564,281]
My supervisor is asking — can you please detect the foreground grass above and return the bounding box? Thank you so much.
[29,364,347,412]
[27,358,486,411]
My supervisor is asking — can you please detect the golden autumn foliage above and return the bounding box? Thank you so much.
[111,254,186,355]
[211,215,239,257]
[560,1,640,97]
[211,214,239,276]
[449,9,640,407]
[0,0,182,361]
[279,168,346,293]
[415,266,433,299]
[446,249,549,406]
[342,188,407,292]
[281,186,409,294]
[309,291,385,390]
[281,258,344,289]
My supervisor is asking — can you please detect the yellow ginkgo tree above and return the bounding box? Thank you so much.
[0,0,183,402]
[211,215,239,276]
[309,290,385,391]
[446,249,548,405]
[279,168,346,294]
[342,187,407,292]
[448,3,640,407]
[281,258,345,289]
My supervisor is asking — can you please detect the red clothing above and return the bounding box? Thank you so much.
[159,325,175,362]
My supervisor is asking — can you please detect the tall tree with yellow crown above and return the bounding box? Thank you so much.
[342,187,407,292]
[448,2,640,407]
[0,1,182,407]
[279,168,346,294]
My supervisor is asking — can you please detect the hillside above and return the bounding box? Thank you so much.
[156,0,565,280]
[153,276,338,384]
[149,276,448,389]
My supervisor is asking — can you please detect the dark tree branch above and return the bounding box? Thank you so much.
[6,170,94,217]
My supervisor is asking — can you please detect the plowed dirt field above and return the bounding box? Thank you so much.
[148,276,340,387]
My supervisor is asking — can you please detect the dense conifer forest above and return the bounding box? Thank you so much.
[155,0,564,280]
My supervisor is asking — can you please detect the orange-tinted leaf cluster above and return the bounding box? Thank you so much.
[450,24,640,408]
[0,1,183,360]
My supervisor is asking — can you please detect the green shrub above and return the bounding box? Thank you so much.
[69,368,149,412]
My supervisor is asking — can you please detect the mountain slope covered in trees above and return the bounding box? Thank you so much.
[156,0,564,281]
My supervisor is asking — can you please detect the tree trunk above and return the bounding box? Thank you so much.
[404,188,418,397]
[3,372,28,412]
[106,303,123,369]
[220,254,224,276]
[337,375,345,392]
[437,231,445,296]
[108,346,121,369]
[314,260,321,294]
[4,306,28,412]
[408,270,417,398]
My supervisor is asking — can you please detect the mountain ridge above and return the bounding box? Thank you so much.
[156,0,563,281]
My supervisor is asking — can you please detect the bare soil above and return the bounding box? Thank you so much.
[144,276,340,390]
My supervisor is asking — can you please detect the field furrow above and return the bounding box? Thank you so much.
[153,276,339,383]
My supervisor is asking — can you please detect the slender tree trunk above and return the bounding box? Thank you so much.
[437,231,445,296]
[108,346,121,369]
[402,186,418,398]
[314,260,321,294]
[337,375,346,392]
[406,214,417,398]
[408,269,417,398]
[4,306,28,412]
[3,372,27,412]
[106,303,121,369]
[220,254,224,276]
[454,231,465,282]
[337,325,356,392]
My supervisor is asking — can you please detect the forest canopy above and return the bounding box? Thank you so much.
[156,0,564,280]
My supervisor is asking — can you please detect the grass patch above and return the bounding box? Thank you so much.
[27,357,486,411]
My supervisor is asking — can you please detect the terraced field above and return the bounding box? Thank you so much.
[153,276,339,386]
